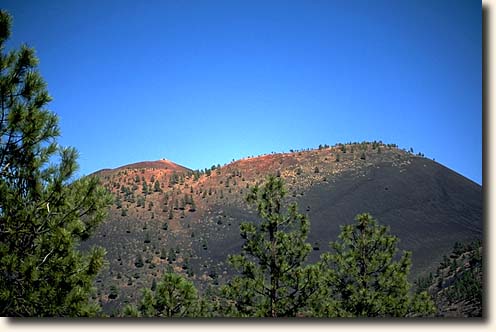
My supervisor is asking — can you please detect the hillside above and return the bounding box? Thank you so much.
[80,142,483,314]
[415,240,482,317]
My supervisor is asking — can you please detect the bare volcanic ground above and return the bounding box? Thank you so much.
[192,157,482,279]
[81,144,482,314]
[288,157,481,274]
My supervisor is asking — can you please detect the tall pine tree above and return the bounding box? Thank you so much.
[315,213,436,317]
[0,11,112,316]
[221,175,319,317]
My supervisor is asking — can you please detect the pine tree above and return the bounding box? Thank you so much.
[115,196,122,209]
[135,254,144,268]
[189,198,196,212]
[221,175,320,317]
[315,213,435,317]
[153,180,161,192]
[144,232,151,244]
[108,285,119,300]
[0,11,112,316]
[122,272,201,317]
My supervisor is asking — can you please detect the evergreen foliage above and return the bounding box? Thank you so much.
[220,175,319,317]
[0,11,112,316]
[316,213,436,317]
[122,272,201,317]
[0,20,471,317]
[153,180,161,192]
[134,254,144,268]
[424,240,482,316]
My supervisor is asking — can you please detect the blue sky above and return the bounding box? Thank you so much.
[2,0,481,184]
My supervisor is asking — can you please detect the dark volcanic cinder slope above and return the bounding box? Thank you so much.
[82,143,482,314]
[299,157,482,275]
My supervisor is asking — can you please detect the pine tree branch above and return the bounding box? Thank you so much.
[36,248,54,269]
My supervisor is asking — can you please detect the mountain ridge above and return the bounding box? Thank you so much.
[81,142,482,315]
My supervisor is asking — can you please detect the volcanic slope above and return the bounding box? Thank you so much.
[82,142,482,314]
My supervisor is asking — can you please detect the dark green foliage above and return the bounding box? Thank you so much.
[453,241,465,256]
[167,248,176,263]
[160,248,167,260]
[221,176,319,317]
[122,272,201,317]
[109,285,119,300]
[440,255,450,269]
[115,196,122,209]
[144,232,151,244]
[0,11,112,317]
[446,269,482,305]
[316,213,436,317]
[137,195,145,208]
[189,199,196,212]
[414,273,434,294]
[169,172,179,187]
[427,240,482,316]
[153,180,161,192]
[135,254,144,268]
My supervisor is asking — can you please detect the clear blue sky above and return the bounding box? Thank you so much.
[2,0,481,184]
